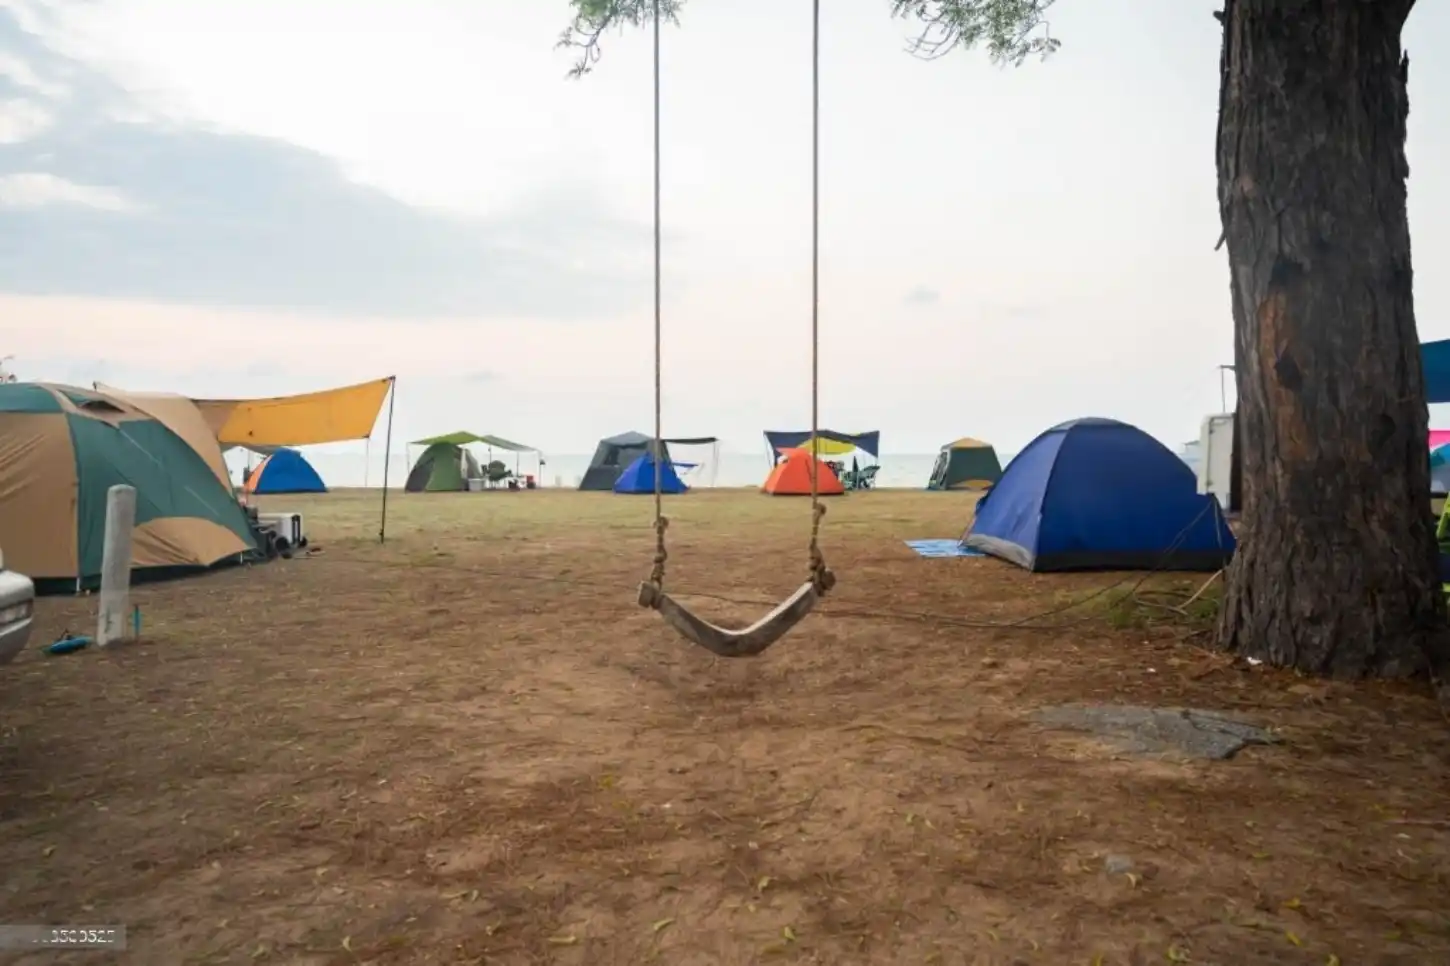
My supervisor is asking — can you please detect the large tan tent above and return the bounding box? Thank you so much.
[0,383,256,590]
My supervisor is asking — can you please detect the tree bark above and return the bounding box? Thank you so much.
[1214,0,1450,678]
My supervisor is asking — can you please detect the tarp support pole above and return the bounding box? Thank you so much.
[378,377,397,543]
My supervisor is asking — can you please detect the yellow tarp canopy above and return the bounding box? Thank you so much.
[194,377,394,447]
[778,435,858,457]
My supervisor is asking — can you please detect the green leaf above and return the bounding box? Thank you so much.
[558,0,1059,78]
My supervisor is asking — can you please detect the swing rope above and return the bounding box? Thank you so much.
[639,0,833,654]
[644,0,828,596]
[805,0,829,594]
[648,0,668,591]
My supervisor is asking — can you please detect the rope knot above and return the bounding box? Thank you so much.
[648,514,669,588]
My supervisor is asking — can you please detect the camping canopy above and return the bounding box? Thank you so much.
[243,448,327,495]
[579,432,717,491]
[0,383,257,588]
[614,454,687,494]
[762,447,845,496]
[764,429,879,461]
[411,431,538,452]
[927,437,1003,491]
[963,417,1235,572]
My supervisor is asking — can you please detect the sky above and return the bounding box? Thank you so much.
[3,0,1450,454]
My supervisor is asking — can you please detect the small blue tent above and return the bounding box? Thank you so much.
[963,418,1234,572]
[247,448,327,495]
[614,454,687,494]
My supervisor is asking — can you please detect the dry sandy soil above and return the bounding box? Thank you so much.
[1,488,1448,965]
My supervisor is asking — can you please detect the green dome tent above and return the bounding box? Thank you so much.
[405,440,481,492]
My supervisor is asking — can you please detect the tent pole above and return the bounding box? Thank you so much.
[378,376,397,543]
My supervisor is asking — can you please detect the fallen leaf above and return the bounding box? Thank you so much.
[1125,872,1141,888]
[547,935,578,946]
[782,925,797,942]
[651,919,674,934]
[756,876,772,892]
[1286,932,1302,947]
[341,936,353,952]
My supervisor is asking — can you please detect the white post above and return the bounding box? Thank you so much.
[97,484,136,647]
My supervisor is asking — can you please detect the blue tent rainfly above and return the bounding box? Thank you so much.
[614,454,688,494]
[962,418,1235,572]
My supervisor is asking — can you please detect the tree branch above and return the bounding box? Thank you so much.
[889,1,1060,66]
[556,0,686,78]
[558,0,1059,77]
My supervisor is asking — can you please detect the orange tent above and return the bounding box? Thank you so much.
[761,447,845,496]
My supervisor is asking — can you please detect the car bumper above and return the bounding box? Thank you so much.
[0,615,33,665]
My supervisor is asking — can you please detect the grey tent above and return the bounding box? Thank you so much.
[578,431,717,490]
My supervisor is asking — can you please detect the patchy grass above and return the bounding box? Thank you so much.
[1100,574,1224,631]
[1,488,1447,965]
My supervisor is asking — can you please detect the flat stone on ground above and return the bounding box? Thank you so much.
[1032,704,1278,760]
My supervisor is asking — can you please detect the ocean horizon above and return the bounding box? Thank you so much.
[230,450,955,490]
[230,446,1204,491]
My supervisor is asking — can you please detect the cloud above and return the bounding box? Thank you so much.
[0,170,139,209]
[0,97,51,141]
[0,5,652,320]
[904,285,940,306]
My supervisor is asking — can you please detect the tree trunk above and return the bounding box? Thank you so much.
[1214,0,1450,678]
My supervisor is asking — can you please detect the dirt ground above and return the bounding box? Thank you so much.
[2,488,1448,965]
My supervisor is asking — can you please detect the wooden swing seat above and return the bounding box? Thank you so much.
[638,568,835,658]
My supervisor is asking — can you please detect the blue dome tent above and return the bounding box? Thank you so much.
[614,453,687,494]
[245,448,327,495]
[963,418,1234,572]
